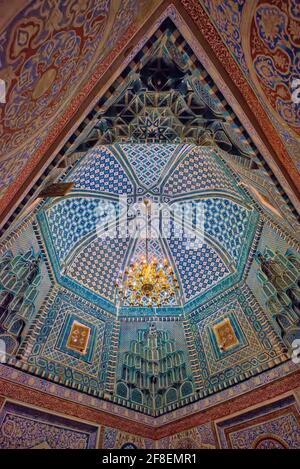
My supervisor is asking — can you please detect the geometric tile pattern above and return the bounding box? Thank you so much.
[175,197,250,262]
[41,308,105,377]
[191,289,283,391]
[0,402,98,449]
[205,318,261,378]
[2,6,298,426]
[202,198,249,261]
[27,290,114,391]
[198,308,262,378]
[70,147,133,194]
[168,224,229,300]
[120,143,177,188]
[163,147,238,196]
[38,142,258,310]
[130,238,164,263]
[68,235,130,300]
[46,197,119,260]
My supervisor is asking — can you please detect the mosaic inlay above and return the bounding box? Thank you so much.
[66,320,91,355]
[213,318,239,352]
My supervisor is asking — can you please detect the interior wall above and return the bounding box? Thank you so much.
[115,319,195,414]
[246,221,300,348]
[188,284,287,394]
[1,389,299,448]
[22,286,115,394]
[0,221,53,355]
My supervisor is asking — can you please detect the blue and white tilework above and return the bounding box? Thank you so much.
[70,147,133,194]
[120,144,177,188]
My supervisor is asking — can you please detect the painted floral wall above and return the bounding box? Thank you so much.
[199,0,300,171]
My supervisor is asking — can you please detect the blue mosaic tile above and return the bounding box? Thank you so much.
[120,144,177,188]
[69,147,133,194]
[46,197,119,260]
[168,221,229,300]
[163,148,238,196]
[177,198,250,261]
[68,235,130,301]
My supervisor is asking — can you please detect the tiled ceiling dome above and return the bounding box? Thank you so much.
[38,143,258,314]
[35,21,265,315]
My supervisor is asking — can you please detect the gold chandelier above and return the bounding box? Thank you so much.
[115,200,179,307]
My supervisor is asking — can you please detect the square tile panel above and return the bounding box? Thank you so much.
[213,318,238,352]
[66,320,91,355]
[55,313,98,365]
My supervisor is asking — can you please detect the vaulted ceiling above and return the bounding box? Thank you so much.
[0,0,299,230]
[0,0,299,423]
[39,143,258,313]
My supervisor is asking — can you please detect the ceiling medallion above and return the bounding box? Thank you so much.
[115,199,179,307]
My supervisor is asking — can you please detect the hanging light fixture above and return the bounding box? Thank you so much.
[115,199,179,307]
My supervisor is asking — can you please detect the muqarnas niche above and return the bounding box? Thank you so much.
[116,322,194,415]
[0,248,43,355]
[255,248,300,348]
